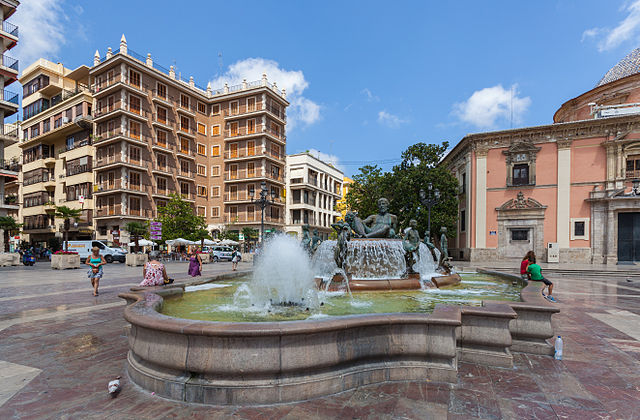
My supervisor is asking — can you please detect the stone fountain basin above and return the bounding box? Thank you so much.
[119,271,558,405]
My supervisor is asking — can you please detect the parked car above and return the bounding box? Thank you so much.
[210,246,234,262]
[64,240,127,263]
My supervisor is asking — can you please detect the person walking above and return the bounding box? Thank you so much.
[188,248,202,277]
[231,248,241,271]
[139,251,170,286]
[86,247,106,296]
[526,255,556,302]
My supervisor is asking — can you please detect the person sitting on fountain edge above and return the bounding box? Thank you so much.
[362,197,398,238]
[526,255,556,302]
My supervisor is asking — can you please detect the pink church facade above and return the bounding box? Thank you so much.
[442,48,640,264]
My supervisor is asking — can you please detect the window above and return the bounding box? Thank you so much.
[247,97,256,112]
[157,106,167,124]
[512,164,529,186]
[211,124,220,136]
[180,116,190,133]
[129,196,141,215]
[626,155,640,178]
[156,153,167,170]
[211,145,220,156]
[212,104,220,115]
[197,123,206,135]
[156,83,167,99]
[180,138,190,154]
[129,120,141,140]
[197,206,206,217]
[230,164,238,179]
[197,102,206,114]
[129,95,141,115]
[157,199,168,209]
[211,206,220,217]
[54,113,62,128]
[75,103,83,117]
[247,140,255,156]
[211,165,220,176]
[180,159,190,175]
[247,162,255,177]
[461,173,466,194]
[156,129,167,147]
[180,94,189,109]
[247,205,255,221]
[230,101,238,115]
[197,143,206,155]
[229,185,238,200]
[157,177,167,193]
[197,185,207,197]
[511,229,529,241]
[571,218,590,240]
[247,119,256,134]
[460,210,466,232]
[129,69,141,88]
[129,146,141,164]
[230,122,238,136]
[270,143,280,159]
[197,164,206,176]
[211,186,220,197]
[230,143,238,158]
[180,182,190,196]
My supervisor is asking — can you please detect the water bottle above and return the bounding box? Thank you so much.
[554,336,563,360]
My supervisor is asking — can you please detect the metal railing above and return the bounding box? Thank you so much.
[66,164,92,176]
[223,215,284,224]
[0,159,19,172]
[96,206,153,218]
[93,128,150,144]
[0,89,18,104]
[95,154,146,168]
[0,54,18,71]
[1,125,18,139]
[1,20,18,37]
[95,179,151,194]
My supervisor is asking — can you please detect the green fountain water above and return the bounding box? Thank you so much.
[161,272,522,323]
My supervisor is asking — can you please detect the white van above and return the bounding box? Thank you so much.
[65,240,127,263]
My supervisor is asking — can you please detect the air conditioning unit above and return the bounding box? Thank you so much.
[62,117,70,124]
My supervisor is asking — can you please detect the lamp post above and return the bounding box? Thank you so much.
[419,182,440,233]
[249,181,276,244]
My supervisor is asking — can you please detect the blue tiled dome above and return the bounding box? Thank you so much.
[597,48,640,87]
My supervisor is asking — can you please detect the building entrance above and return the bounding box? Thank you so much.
[617,212,640,262]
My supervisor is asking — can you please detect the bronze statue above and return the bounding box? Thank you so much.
[439,226,449,261]
[331,221,351,271]
[423,230,438,263]
[402,219,420,274]
[310,229,322,254]
[344,211,368,237]
[362,198,398,238]
[301,224,311,252]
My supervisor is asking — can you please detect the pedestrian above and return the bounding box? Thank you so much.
[526,255,556,302]
[86,246,106,296]
[520,251,535,281]
[139,251,171,286]
[188,248,202,277]
[231,248,241,271]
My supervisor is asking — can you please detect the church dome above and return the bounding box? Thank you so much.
[596,48,640,87]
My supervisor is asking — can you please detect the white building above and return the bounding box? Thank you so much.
[285,152,343,240]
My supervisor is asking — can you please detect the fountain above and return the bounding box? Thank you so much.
[118,196,559,405]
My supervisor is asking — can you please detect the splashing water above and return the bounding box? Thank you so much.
[239,235,318,308]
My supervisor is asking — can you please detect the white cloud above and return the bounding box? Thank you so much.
[308,148,344,173]
[12,0,68,65]
[377,110,408,128]
[211,57,320,130]
[583,1,640,52]
[361,88,379,102]
[453,84,531,128]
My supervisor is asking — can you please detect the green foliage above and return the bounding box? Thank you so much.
[0,216,21,252]
[155,193,207,242]
[346,142,459,238]
[125,221,148,252]
[241,227,259,242]
[192,227,211,247]
[219,229,239,242]
[54,206,83,250]
[47,237,62,252]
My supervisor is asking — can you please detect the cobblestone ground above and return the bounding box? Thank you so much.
[0,261,639,419]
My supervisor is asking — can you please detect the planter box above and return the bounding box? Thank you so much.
[0,253,19,267]
[126,253,148,267]
[198,253,211,264]
[51,254,80,269]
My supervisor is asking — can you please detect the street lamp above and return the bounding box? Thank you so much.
[249,181,276,244]
[419,182,440,233]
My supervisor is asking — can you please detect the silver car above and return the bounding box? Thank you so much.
[211,246,234,262]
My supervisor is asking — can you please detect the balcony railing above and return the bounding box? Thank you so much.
[66,164,92,177]
[95,154,147,168]
[0,89,18,104]
[94,128,150,144]
[223,215,284,224]
[223,103,286,122]
[225,125,264,138]
[176,169,196,178]
[94,101,150,119]
[0,125,19,139]
[153,163,176,173]
[95,179,151,194]
[152,113,176,128]
[0,159,19,172]
[225,192,284,203]
[1,20,18,37]
[180,192,196,201]
[176,147,196,157]
[96,205,153,218]
[0,54,18,71]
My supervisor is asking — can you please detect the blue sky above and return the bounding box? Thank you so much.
[11,1,640,176]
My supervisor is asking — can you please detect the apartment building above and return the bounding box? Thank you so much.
[336,175,353,220]
[0,0,19,219]
[18,60,94,245]
[90,36,287,244]
[285,152,343,240]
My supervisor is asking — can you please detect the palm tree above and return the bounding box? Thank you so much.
[0,216,21,252]
[192,227,211,249]
[54,206,82,251]
[125,221,147,253]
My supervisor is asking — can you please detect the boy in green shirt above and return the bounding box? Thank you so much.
[526,258,555,302]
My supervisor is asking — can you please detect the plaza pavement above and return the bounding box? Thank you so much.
[0,260,639,419]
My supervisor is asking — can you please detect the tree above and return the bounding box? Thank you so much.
[155,193,207,242]
[346,142,459,239]
[0,216,21,252]
[241,227,259,244]
[219,229,239,242]
[125,221,147,253]
[54,206,82,250]
[192,227,211,248]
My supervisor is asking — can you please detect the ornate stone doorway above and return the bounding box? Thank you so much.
[496,192,547,260]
